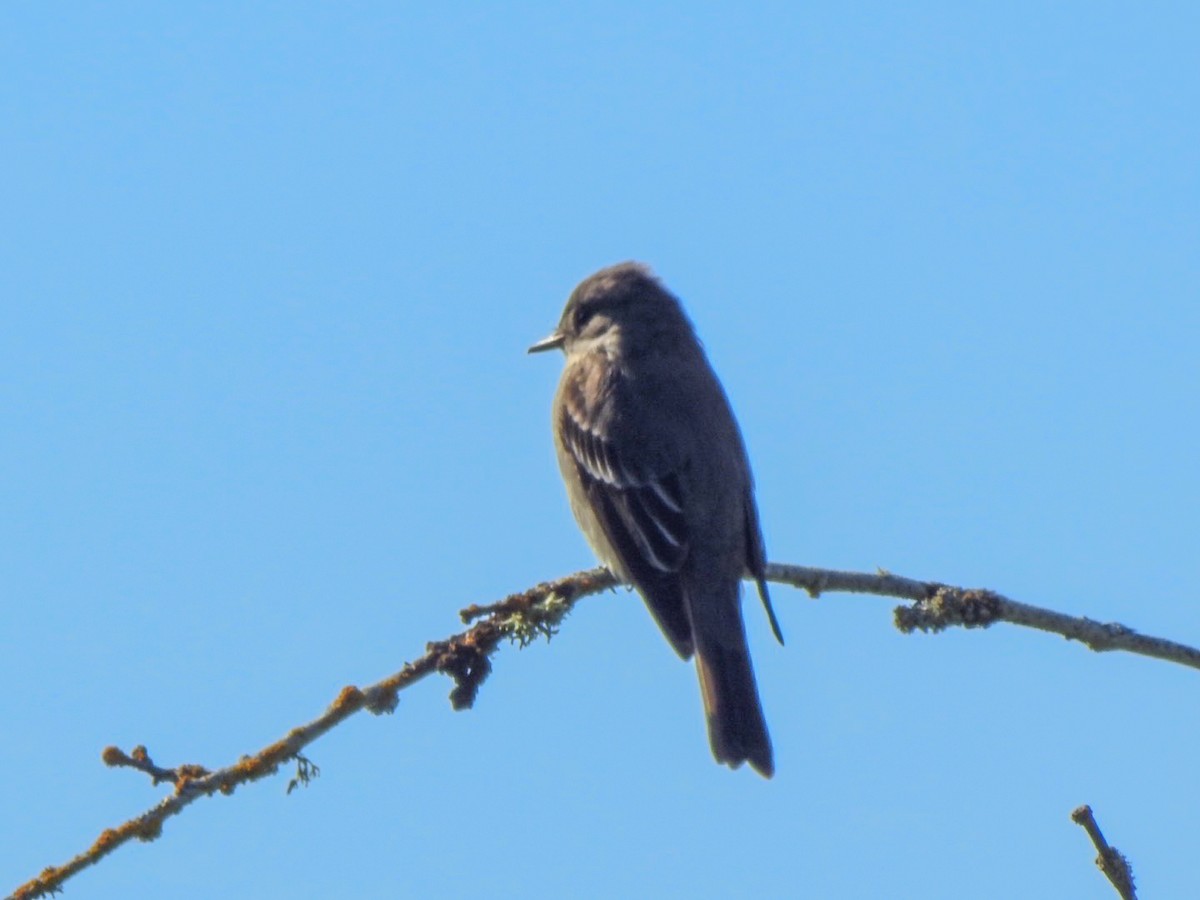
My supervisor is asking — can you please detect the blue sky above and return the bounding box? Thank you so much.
[3,3,1197,897]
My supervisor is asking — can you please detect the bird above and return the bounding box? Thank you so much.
[529,261,783,777]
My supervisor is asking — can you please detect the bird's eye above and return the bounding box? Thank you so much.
[573,304,596,332]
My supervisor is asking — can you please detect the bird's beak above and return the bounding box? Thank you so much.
[527,331,566,354]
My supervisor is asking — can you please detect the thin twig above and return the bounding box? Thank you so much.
[9,564,1194,899]
[100,745,209,786]
[769,563,1200,670]
[1071,805,1137,899]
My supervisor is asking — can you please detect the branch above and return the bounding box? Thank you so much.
[768,564,1200,670]
[8,567,614,900]
[1071,805,1137,899]
[9,564,1194,898]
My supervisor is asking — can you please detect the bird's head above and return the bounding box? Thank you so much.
[528,262,695,359]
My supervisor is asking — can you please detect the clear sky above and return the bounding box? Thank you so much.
[3,3,1197,898]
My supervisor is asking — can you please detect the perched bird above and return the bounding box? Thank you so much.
[529,262,783,777]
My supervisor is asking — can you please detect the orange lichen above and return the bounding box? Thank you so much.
[333,685,365,711]
[134,816,164,842]
[91,828,120,852]
[12,866,63,899]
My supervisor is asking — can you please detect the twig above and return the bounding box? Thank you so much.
[1071,805,1137,899]
[769,564,1200,670]
[9,564,1195,898]
[100,745,209,786]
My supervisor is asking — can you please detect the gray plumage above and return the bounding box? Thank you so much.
[529,262,782,777]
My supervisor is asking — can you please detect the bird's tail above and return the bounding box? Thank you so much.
[689,585,774,778]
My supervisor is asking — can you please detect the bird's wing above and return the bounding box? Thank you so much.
[743,496,785,645]
[559,391,694,657]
